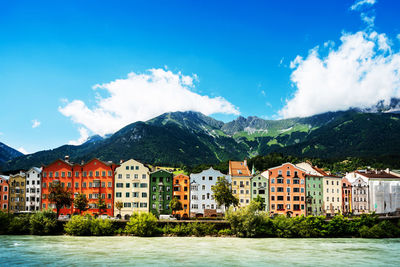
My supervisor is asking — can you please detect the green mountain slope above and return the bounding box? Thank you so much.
[2,110,400,172]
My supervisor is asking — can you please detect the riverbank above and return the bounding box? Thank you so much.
[1,210,400,238]
[2,235,400,266]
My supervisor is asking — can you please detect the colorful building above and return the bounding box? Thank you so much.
[341,177,352,215]
[323,175,343,216]
[25,167,42,212]
[305,175,323,216]
[114,159,150,219]
[9,172,26,213]
[190,167,230,217]
[0,175,9,211]
[346,170,400,214]
[250,173,268,212]
[229,160,252,207]
[149,170,173,216]
[42,158,118,217]
[268,163,307,217]
[172,174,190,219]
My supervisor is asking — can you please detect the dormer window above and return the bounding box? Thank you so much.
[238,170,242,175]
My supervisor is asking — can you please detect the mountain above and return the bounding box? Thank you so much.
[0,142,23,165]
[2,108,400,171]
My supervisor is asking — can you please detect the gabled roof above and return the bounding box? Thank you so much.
[312,166,328,176]
[268,162,307,173]
[229,161,251,177]
[355,170,399,179]
[27,167,42,174]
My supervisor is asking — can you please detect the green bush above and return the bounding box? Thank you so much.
[226,201,274,237]
[64,215,92,236]
[218,228,233,236]
[91,218,115,236]
[188,223,216,236]
[291,216,327,238]
[0,211,11,234]
[8,214,31,234]
[125,212,158,237]
[30,210,58,235]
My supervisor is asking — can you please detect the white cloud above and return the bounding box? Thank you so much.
[17,147,29,155]
[68,127,89,146]
[280,31,400,118]
[31,119,41,128]
[59,68,239,136]
[350,0,376,11]
[397,34,400,40]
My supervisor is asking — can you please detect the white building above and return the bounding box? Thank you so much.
[114,159,150,219]
[25,167,42,212]
[190,167,231,217]
[346,170,400,214]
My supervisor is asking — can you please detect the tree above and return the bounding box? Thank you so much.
[253,195,266,211]
[97,197,107,215]
[170,197,183,217]
[74,193,89,215]
[211,176,239,213]
[115,201,123,218]
[48,183,73,218]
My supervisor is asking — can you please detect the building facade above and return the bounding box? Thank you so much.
[114,159,150,219]
[305,175,323,216]
[190,167,230,217]
[172,174,190,218]
[268,163,307,217]
[323,175,343,216]
[346,170,400,214]
[42,158,118,216]
[351,176,369,214]
[341,177,352,215]
[9,172,26,213]
[25,167,42,212]
[0,175,9,211]
[229,160,252,207]
[250,173,268,212]
[149,170,173,216]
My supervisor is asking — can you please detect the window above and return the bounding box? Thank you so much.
[83,171,87,177]
[61,172,65,178]
[142,174,146,179]
[202,185,206,190]
[286,179,290,184]
[286,171,291,177]
[118,174,122,179]
[293,188,299,193]
[142,192,147,198]
[271,179,275,184]
[293,196,300,201]
[140,183,147,188]
[89,171,93,177]
[287,196,290,201]
[134,174,138,179]
[126,174,130,179]
[108,171,112,176]
[126,166,129,170]
[287,187,290,193]
[278,170,282,176]
[108,182,112,188]
[102,171,106,177]
[277,196,284,201]
[107,194,111,199]
[82,182,86,188]
[124,202,131,208]
[277,178,283,184]
[68,172,72,177]
[286,204,291,209]
[116,192,122,198]
[75,171,79,178]
[277,187,284,192]
[126,192,130,197]
[126,183,130,188]
[271,187,275,192]
[116,183,123,188]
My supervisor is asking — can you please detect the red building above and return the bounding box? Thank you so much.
[41,158,118,217]
[268,163,307,217]
[342,177,352,215]
[0,175,9,211]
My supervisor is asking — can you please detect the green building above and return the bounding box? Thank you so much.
[251,174,269,212]
[305,175,323,216]
[149,170,173,216]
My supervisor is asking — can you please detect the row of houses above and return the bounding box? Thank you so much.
[1,157,400,219]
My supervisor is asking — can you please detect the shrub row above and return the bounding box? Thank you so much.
[225,202,400,238]
[0,210,60,235]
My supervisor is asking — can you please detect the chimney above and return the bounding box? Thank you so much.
[120,159,124,164]
[81,160,85,165]
[65,155,70,162]
[244,159,247,166]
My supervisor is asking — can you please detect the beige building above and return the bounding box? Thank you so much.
[229,160,251,207]
[323,175,343,215]
[114,159,150,219]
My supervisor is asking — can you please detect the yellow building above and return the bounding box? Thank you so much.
[9,172,26,213]
[229,160,252,207]
[114,159,150,219]
[323,175,343,216]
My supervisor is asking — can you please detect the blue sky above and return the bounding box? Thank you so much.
[1,0,400,154]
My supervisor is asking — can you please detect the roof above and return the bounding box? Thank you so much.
[355,170,400,179]
[28,167,42,173]
[268,162,307,173]
[229,161,251,177]
[0,175,9,181]
[312,166,329,176]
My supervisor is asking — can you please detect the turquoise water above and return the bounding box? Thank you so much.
[1,236,399,266]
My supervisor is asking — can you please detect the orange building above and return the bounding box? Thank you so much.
[41,157,118,217]
[172,174,190,219]
[268,163,307,217]
[0,175,9,211]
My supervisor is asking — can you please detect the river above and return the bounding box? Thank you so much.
[1,236,399,266]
